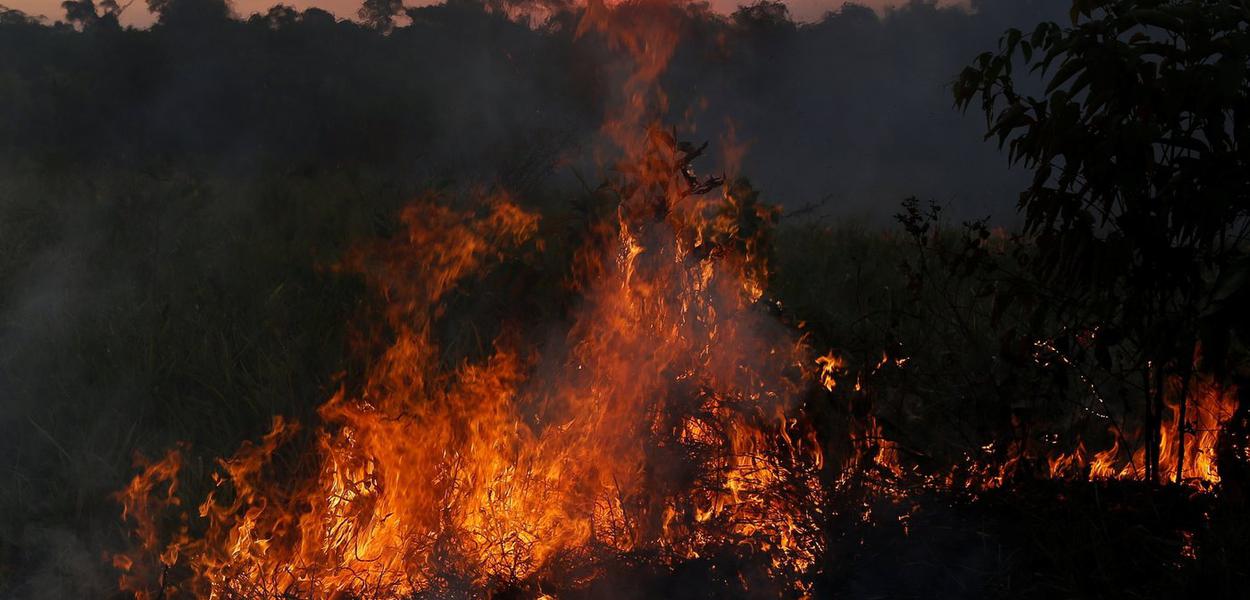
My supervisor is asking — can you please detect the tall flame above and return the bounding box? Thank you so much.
[116,3,829,598]
[113,4,1247,598]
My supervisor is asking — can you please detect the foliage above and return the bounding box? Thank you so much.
[954,0,1250,369]
[61,0,123,30]
[147,0,230,26]
[953,0,1250,481]
[2,0,1247,595]
[358,0,403,31]
[0,4,42,24]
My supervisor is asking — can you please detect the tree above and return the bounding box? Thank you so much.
[731,0,792,31]
[953,0,1250,484]
[249,3,297,29]
[358,0,402,32]
[146,0,229,26]
[61,0,123,30]
[0,4,43,24]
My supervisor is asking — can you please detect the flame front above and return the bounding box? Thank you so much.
[1046,376,1240,487]
[116,3,828,597]
[113,3,1248,597]
[118,162,826,600]
[951,372,1241,492]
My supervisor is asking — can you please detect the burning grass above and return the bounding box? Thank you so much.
[116,136,831,599]
[107,2,1250,598]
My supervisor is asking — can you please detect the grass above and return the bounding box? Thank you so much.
[0,165,394,596]
[1,164,1245,598]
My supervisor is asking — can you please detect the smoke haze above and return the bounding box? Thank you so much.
[0,0,1063,596]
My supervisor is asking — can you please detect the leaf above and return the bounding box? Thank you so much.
[1046,59,1085,94]
[1003,28,1022,55]
[1125,8,1184,33]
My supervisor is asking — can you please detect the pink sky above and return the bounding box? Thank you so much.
[4,0,956,28]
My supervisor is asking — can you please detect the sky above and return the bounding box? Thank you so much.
[4,0,963,28]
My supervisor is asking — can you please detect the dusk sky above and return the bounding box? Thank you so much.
[5,0,963,27]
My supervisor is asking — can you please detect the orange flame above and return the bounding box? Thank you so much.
[1040,376,1239,487]
[118,158,827,600]
[980,374,1240,490]
[116,4,830,597]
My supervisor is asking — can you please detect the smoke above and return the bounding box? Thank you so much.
[0,0,1069,596]
[661,0,1063,221]
[1,526,117,600]
[0,181,142,599]
[0,0,1062,216]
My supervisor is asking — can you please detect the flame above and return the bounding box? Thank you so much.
[1040,376,1239,487]
[846,414,903,482]
[815,352,844,392]
[116,3,829,597]
[113,3,1248,596]
[115,447,188,600]
[117,162,827,600]
[959,373,1240,491]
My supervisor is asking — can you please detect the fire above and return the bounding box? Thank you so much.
[815,352,844,392]
[116,3,829,598]
[955,374,1240,492]
[117,156,827,600]
[112,2,1247,597]
[115,447,188,600]
[1046,376,1239,487]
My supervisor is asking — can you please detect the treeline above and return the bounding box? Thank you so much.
[0,0,1062,212]
[0,0,598,188]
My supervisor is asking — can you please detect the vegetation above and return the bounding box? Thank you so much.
[953,0,1250,485]
[0,0,1248,597]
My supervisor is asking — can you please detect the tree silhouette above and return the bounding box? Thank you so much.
[146,0,229,26]
[359,0,403,31]
[731,0,791,30]
[954,0,1250,483]
[249,3,297,28]
[62,0,123,30]
[0,4,41,24]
